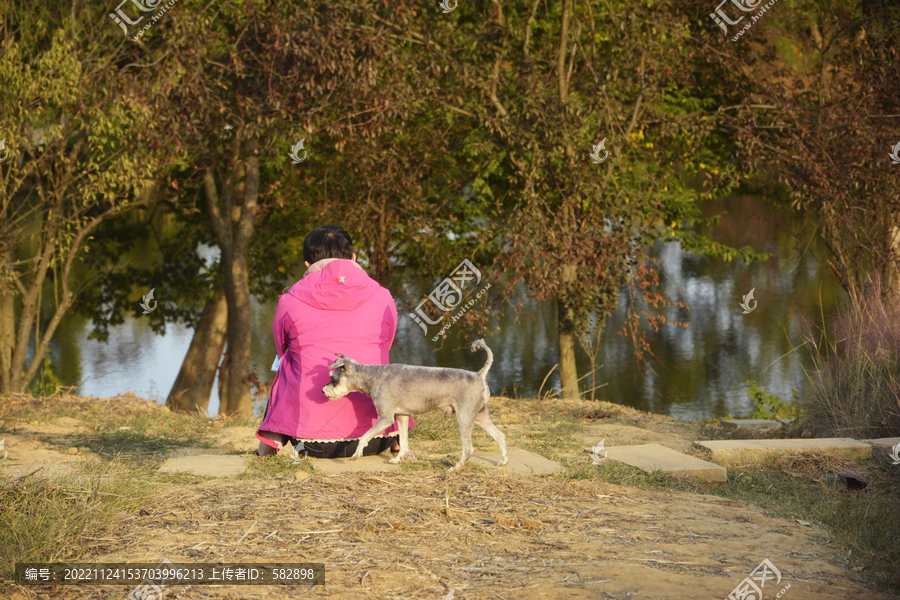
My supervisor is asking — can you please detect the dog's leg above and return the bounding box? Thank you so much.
[351,415,396,460]
[475,406,509,467]
[389,415,410,464]
[450,407,478,471]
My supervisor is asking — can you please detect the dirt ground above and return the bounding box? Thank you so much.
[7,474,891,600]
[1,395,896,600]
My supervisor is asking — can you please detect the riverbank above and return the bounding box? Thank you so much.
[1,392,898,598]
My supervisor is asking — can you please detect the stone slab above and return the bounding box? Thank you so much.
[695,438,872,466]
[311,449,562,476]
[469,449,562,475]
[167,447,233,458]
[863,437,900,448]
[7,421,89,437]
[720,419,783,431]
[158,454,249,477]
[310,454,401,476]
[0,461,81,481]
[604,444,727,482]
[0,436,84,481]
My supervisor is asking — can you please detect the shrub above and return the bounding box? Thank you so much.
[745,380,798,420]
[802,282,900,438]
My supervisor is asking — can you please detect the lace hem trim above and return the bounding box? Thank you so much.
[296,432,399,443]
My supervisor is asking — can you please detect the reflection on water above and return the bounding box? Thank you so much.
[46,195,845,421]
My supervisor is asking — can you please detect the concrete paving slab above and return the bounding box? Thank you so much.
[158,454,249,477]
[469,449,562,475]
[695,438,872,466]
[0,435,85,481]
[720,419,783,431]
[311,448,562,476]
[8,421,89,437]
[166,447,233,458]
[863,437,900,448]
[310,454,401,476]
[0,461,81,481]
[604,444,727,482]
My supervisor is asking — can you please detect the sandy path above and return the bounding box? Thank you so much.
[28,473,890,600]
[2,397,895,599]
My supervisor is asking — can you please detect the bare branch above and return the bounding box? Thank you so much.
[557,0,571,104]
[524,0,541,60]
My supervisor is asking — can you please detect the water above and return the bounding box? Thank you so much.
[43,195,845,422]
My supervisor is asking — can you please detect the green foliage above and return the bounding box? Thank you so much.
[745,380,798,420]
[26,355,65,398]
[0,6,166,393]
[411,0,774,366]
[73,209,220,340]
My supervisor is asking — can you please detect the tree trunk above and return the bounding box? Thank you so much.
[166,293,228,414]
[8,232,56,392]
[203,135,259,418]
[0,285,14,394]
[883,214,900,305]
[557,264,580,400]
[218,349,231,413]
[553,0,580,401]
[221,247,254,417]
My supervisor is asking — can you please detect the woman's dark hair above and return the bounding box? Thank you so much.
[303,225,354,264]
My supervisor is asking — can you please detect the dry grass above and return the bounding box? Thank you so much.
[801,286,900,439]
[59,473,764,599]
[697,450,900,590]
[1,393,899,598]
[0,457,153,581]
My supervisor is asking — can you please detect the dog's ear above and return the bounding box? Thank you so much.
[328,354,356,373]
[332,353,356,372]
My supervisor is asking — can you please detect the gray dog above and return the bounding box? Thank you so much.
[322,339,509,471]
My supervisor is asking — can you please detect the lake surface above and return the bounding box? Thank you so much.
[44,195,846,422]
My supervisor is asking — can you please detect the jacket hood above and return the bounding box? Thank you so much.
[288,259,382,311]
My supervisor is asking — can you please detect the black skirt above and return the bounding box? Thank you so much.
[292,434,396,459]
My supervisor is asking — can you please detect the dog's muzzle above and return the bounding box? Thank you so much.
[322,383,348,400]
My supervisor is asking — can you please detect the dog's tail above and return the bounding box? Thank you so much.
[471,339,493,380]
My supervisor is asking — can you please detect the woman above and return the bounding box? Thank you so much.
[256,225,413,458]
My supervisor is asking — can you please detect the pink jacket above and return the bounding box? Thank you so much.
[259,259,411,441]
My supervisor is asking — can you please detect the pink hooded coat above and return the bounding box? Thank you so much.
[258,259,412,442]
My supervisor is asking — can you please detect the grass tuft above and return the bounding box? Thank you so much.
[0,458,154,581]
[801,283,900,438]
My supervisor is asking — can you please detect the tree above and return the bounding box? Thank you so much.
[428,0,764,398]
[729,0,900,307]
[0,12,162,394]
[142,0,480,416]
[69,1,492,416]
